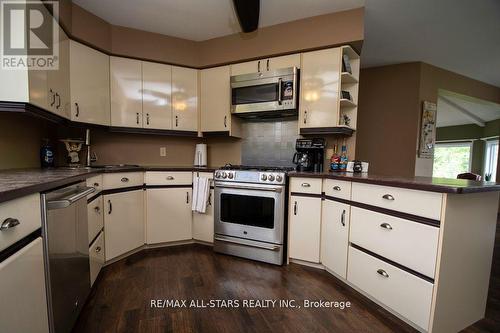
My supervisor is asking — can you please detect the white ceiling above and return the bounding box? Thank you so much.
[437,92,500,127]
[72,0,364,42]
[73,0,500,87]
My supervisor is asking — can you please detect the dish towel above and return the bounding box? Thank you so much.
[192,176,210,213]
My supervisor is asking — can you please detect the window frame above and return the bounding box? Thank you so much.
[483,138,499,181]
[433,140,474,178]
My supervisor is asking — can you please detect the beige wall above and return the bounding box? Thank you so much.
[355,63,422,177]
[62,3,363,68]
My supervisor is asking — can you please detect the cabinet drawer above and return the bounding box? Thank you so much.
[87,196,104,244]
[351,182,442,220]
[290,177,322,194]
[103,172,144,190]
[323,179,351,200]
[347,246,433,330]
[145,171,192,186]
[89,231,105,286]
[350,207,439,278]
[0,194,41,252]
[86,175,103,197]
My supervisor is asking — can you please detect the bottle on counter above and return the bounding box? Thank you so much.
[339,143,348,171]
[330,144,341,171]
[40,138,54,168]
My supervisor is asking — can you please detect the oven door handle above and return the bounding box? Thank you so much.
[215,237,280,251]
[216,184,282,193]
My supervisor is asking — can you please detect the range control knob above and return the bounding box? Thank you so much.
[215,172,221,178]
[228,173,233,179]
[221,172,227,179]
[276,175,283,182]
[261,174,267,181]
[268,175,275,181]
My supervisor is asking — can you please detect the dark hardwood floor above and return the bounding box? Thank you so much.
[74,218,500,333]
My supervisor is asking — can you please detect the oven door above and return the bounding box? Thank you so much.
[214,182,285,244]
[231,69,297,115]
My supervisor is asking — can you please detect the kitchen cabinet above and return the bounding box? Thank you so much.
[230,54,301,75]
[146,187,192,244]
[69,40,110,125]
[200,66,240,136]
[110,57,143,128]
[104,190,144,260]
[321,199,350,278]
[192,172,214,243]
[142,61,172,130]
[0,237,49,333]
[87,196,104,244]
[89,231,105,286]
[172,66,198,131]
[288,195,322,263]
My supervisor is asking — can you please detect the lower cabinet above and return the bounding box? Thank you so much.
[104,190,144,260]
[146,188,192,244]
[87,196,104,244]
[192,188,214,243]
[89,231,105,286]
[0,237,49,333]
[288,195,322,263]
[321,199,350,278]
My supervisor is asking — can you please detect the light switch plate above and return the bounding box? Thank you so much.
[160,147,167,157]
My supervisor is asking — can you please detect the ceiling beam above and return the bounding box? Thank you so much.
[439,96,486,127]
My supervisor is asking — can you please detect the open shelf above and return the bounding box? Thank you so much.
[340,99,357,108]
[341,72,358,84]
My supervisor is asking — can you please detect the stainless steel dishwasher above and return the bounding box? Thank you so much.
[41,182,95,333]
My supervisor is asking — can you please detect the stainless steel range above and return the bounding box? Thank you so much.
[213,165,291,265]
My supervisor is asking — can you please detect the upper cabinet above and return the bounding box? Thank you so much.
[46,27,71,119]
[69,41,110,125]
[230,54,301,76]
[142,61,172,130]
[200,66,240,136]
[110,57,143,128]
[299,46,359,134]
[172,66,198,132]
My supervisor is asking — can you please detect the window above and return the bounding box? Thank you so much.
[433,142,472,179]
[484,139,498,181]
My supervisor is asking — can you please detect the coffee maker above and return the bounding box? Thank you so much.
[292,138,326,172]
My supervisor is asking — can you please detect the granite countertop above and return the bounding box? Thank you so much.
[0,165,218,203]
[288,171,500,194]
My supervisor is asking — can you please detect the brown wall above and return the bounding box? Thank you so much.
[355,63,422,177]
[63,3,363,68]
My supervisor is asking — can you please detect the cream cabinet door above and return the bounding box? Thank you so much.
[200,66,231,132]
[268,54,301,70]
[146,188,192,244]
[46,27,70,119]
[321,199,350,278]
[288,195,322,263]
[142,61,172,130]
[104,190,144,260]
[172,66,198,131]
[299,48,341,128]
[69,40,110,125]
[110,57,143,128]
[89,231,105,286]
[230,60,260,76]
[0,238,49,333]
[192,172,214,243]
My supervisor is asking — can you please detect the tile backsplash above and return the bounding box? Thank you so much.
[241,119,299,167]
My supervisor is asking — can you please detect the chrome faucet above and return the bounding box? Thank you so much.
[85,129,97,167]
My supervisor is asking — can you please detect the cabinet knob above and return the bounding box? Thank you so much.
[95,246,102,253]
[94,206,101,214]
[380,223,393,230]
[382,194,395,201]
[93,182,99,187]
[377,269,389,278]
[166,176,175,180]
[333,186,341,191]
[121,177,129,182]
[1,218,20,230]
[301,183,311,188]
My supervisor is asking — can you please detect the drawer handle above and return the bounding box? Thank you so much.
[94,206,101,214]
[108,200,112,214]
[377,269,389,278]
[186,192,189,204]
[333,186,341,191]
[340,209,346,226]
[382,194,394,201]
[294,201,298,215]
[121,177,129,182]
[1,218,20,230]
[93,182,100,187]
[166,176,175,180]
[301,183,311,188]
[95,246,102,253]
[380,223,393,230]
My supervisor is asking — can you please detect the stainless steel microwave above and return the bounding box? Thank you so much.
[230,67,298,117]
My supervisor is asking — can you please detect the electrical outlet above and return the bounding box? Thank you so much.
[160,147,167,157]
